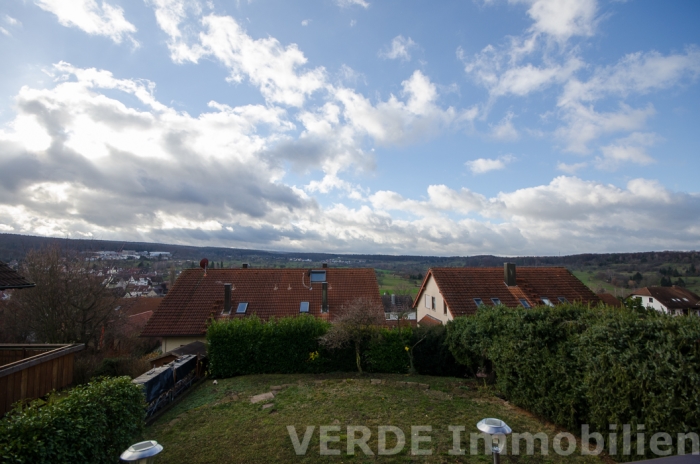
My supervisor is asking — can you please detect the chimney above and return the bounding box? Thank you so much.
[322,282,328,313]
[391,294,396,306]
[322,263,328,268]
[242,263,248,269]
[224,283,232,313]
[504,263,516,287]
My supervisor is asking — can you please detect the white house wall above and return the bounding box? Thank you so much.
[416,275,453,324]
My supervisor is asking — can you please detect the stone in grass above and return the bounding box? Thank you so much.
[405,382,417,388]
[418,383,430,390]
[370,379,383,385]
[271,384,294,391]
[262,403,274,410]
[250,392,275,404]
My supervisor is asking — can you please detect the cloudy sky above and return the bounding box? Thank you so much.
[0,0,699,256]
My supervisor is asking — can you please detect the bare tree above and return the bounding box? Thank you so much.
[3,245,121,346]
[319,297,385,374]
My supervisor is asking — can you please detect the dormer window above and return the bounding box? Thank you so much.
[310,270,326,283]
[541,297,554,307]
[236,302,248,314]
[300,301,309,313]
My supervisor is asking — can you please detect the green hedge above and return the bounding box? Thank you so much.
[207,315,356,377]
[365,328,412,373]
[446,304,700,460]
[411,325,468,377]
[0,376,145,464]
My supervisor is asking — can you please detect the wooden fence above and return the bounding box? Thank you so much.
[0,344,84,416]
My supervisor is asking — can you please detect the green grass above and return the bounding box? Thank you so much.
[376,270,420,297]
[145,373,607,463]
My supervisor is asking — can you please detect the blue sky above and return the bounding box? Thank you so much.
[0,0,699,256]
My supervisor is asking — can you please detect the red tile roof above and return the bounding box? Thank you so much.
[141,268,381,337]
[418,314,443,327]
[116,297,163,337]
[0,261,34,290]
[632,286,700,310]
[597,293,624,307]
[413,267,600,317]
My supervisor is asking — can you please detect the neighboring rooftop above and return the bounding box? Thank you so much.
[414,266,601,317]
[141,267,381,338]
[597,292,624,308]
[632,286,700,310]
[0,261,35,291]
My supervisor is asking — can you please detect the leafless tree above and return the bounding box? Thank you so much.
[3,245,121,346]
[319,297,385,374]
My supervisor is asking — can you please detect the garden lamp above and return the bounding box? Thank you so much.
[120,440,163,464]
[477,418,512,464]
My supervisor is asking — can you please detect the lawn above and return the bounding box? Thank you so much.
[145,373,609,463]
[376,270,420,297]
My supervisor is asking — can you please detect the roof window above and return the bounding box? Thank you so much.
[683,298,689,302]
[474,298,484,307]
[236,302,248,314]
[519,299,531,308]
[491,298,501,306]
[300,301,309,313]
[310,270,326,283]
[541,297,554,307]
[558,296,569,303]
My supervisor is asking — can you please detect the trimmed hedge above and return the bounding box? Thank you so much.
[446,304,700,460]
[207,315,356,377]
[207,316,465,378]
[0,376,145,464]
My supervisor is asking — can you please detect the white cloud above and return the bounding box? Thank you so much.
[4,15,21,26]
[490,112,518,140]
[301,19,310,26]
[336,0,369,8]
[595,132,657,170]
[0,27,9,37]
[556,161,587,174]
[466,154,515,174]
[379,35,417,61]
[513,0,598,42]
[35,0,138,45]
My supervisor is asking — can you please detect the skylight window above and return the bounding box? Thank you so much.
[683,298,689,302]
[300,301,309,313]
[558,296,569,303]
[541,297,554,307]
[310,270,326,283]
[519,299,531,308]
[236,302,248,314]
[474,298,484,307]
[491,298,501,306]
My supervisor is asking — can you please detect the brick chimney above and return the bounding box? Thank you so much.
[224,283,232,313]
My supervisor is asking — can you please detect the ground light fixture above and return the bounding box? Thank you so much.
[120,440,163,463]
[477,418,512,464]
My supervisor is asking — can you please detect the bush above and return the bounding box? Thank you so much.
[365,328,411,373]
[412,325,468,377]
[446,304,700,460]
[0,376,145,464]
[207,315,356,377]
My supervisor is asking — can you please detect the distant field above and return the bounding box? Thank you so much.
[376,269,420,297]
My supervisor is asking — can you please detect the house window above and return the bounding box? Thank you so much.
[474,298,484,307]
[519,299,531,308]
[425,295,431,308]
[300,301,309,313]
[649,298,653,303]
[541,297,554,307]
[431,296,436,310]
[491,298,501,306]
[443,300,447,315]
[558,296,569,303]
[310,270,326,283]
[236,302,248,314]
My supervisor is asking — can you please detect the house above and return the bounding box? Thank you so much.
[597,292,625,308]
[629,286,700,316]
[0,261,35,291]
[141,264,381,353]
[413,263,601,325]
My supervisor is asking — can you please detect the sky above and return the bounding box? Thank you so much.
[0,0,699,256]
